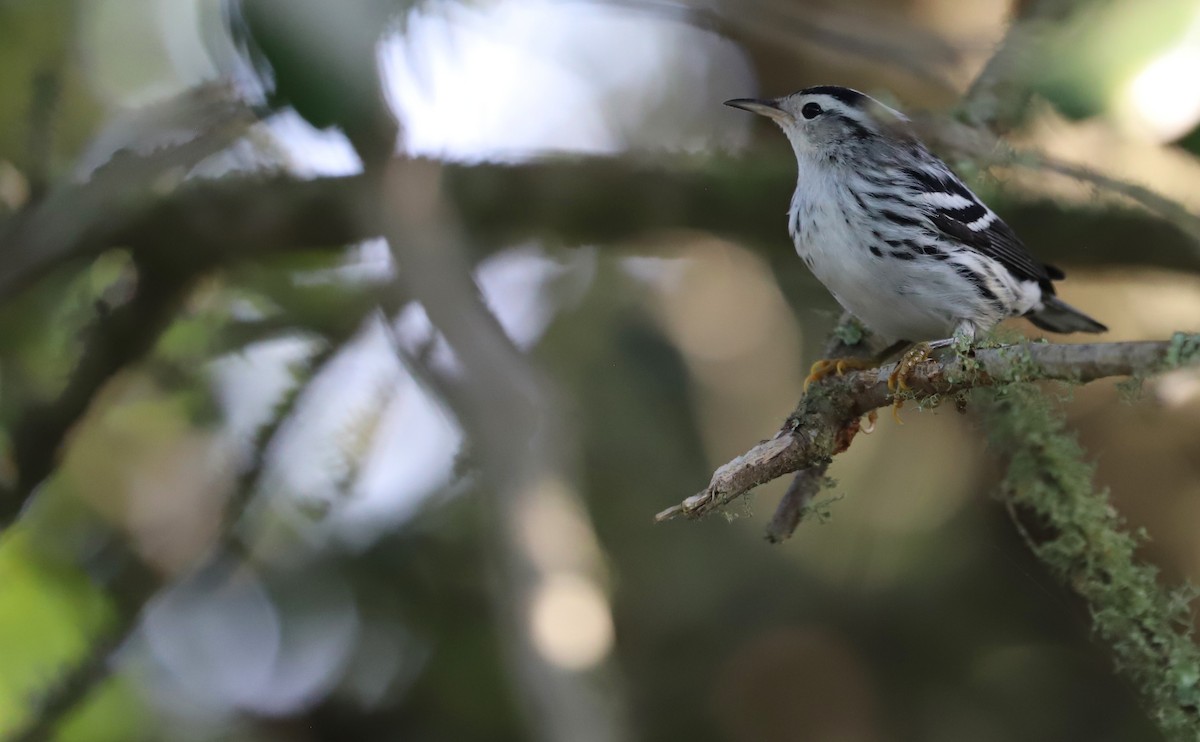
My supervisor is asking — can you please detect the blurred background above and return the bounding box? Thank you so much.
[1,0,1200,740]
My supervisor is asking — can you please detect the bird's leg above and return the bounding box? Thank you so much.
[803,340,908,391]
[804,357,876,391]
[927,321,978,351]
[887,322,976,422]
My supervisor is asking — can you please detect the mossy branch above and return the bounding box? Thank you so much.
[659,333,1200,738]
[655,335,1200,523]
[979,381,1200,739]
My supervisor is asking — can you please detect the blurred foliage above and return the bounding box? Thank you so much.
[1029,0,1197,120]
[228,0,401,162]
[0,532,148,741]
[0,0,100,178]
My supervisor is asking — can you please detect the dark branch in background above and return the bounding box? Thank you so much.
[0,84,254,301]
[656,337,1200,523]
[2,157,1198,308]
[0,259,196,527]
[0,171,375,302]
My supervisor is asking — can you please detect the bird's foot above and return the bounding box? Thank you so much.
[804,357,876,391]
[860,409,879,434]
[886,343,933,424]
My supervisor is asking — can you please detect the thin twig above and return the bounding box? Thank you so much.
[1030,155,1200,245]
[764,465,830,543]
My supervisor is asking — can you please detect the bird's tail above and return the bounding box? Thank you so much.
[1027,295,1107,334]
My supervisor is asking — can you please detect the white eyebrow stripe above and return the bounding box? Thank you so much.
[916,192,975,209]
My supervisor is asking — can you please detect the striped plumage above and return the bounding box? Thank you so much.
[726,85,1105,345]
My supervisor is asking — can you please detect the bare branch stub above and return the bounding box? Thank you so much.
[765,465,831,543]
[765,312,873,542]
[656,338,1198,525]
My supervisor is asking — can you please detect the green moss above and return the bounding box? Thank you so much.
[1116,375,1146,404]
[831,316,866,347]
[1115,333,1200,404]
[1165,332,1200,370]
[915,393,942,411]
[976,382,1200,739]
[800,494,844,525]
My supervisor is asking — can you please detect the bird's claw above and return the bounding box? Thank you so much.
[803,357,875,391]
[886,343,933,424]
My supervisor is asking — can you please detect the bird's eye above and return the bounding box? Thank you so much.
[801,102,823,119]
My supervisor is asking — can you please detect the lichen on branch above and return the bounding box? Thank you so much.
[979,381,1200,738]
[657,333,1200,737]
[655,335,1200,523]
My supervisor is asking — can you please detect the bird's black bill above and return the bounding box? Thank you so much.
[723,97,788,121]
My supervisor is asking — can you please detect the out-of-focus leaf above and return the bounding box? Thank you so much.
[227,0,399,161]
[0,0,101,175]
[1029,0,1198,120]
[0,532,114,735]
[57,678,150,742]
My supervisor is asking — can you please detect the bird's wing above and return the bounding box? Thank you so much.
[897,164,1054,285]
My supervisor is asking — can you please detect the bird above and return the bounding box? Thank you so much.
[724,85,1105,396]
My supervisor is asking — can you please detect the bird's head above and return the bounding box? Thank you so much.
[725,85,911,161]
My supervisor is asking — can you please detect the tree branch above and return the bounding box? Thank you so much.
[382,159,629,742]
[2,156,1198,310]
[979,380,1200,736]
[655,336,1200,524]
[765,312,870,542]
[1,260,196,527]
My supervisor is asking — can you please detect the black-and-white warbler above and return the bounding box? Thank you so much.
[726,86,1105,376]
